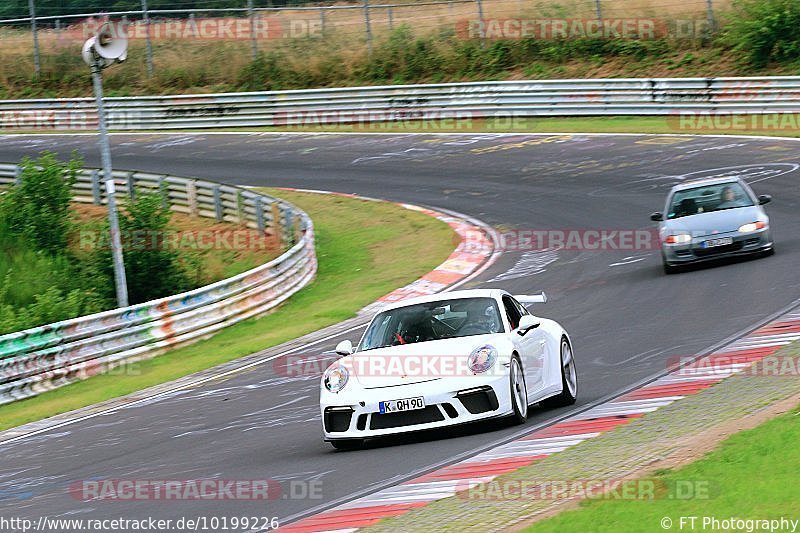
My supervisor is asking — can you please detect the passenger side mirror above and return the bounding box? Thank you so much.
[517,315,541,336]
[650,212,663,222]
[335,340,354,356]
[758,194,772,205]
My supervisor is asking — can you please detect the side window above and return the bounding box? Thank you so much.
[502,296,522,330]
[511,297,530,317]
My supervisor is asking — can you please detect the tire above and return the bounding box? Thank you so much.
[330,439,364,451]
[541,337,578,408]
[508,355,528,424]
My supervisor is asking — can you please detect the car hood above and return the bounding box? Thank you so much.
[347,334,505,389]
[662,206,765,237]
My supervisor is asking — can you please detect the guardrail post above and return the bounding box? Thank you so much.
[187,180,198,216]
[272,202,283,247]
[158,176,169,209]
[248,0,258,60]
[91,169,102,205]
[706,0,716,34]
[141,0,154,78]
[13,165,22,186]
[363,0,373,55]
[475,0,485,47]
[283,206,295,246]
[188,13,198,38]
[236,191,245,224]
[255,196,265,232]
[594,0,602,20]
[126,171,136,200]
[28,0,41,77]
[213,185,224,221]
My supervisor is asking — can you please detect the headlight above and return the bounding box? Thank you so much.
[323,364,349,393]
[738,221,767,233]
[468,345,497,374]
[664,234,692,245]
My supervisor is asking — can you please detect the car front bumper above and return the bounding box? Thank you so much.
[661,228,773,266]
[320,373,513,441]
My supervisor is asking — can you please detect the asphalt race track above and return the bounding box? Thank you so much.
[0,133,799,526]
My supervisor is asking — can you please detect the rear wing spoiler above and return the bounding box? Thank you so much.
[514,292,548,308]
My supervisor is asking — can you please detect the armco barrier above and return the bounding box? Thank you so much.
[2,76,800,130]
[0,163,316,405]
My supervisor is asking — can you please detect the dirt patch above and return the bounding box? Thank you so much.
[71,203,282,284]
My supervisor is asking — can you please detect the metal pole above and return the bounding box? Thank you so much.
[28,0,40,76]
[141,0,154,77]
[594,0,602,20]
[248,0,258,60]
[388,7,393,30]
[364,0,372,55]
[705,0,716,33]
[91,62,129,308]
[475,0,485,47]
[319,8,326,34]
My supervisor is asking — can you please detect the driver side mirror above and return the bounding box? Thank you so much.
[335,340,354,356]
[517,315,541,336]
[650,212,663,222]
[758,194,772,205]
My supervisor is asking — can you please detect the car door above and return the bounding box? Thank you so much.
[502,295,547,395]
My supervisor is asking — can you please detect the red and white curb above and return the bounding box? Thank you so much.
[281,308,800,532]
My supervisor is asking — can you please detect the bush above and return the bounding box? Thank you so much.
[0,152,82,255]
[723,0,800,67]
[0,284,104,335]
[92,193,190,305]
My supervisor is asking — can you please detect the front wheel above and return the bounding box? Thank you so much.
[541,337,578,408]
[508,356,528,424]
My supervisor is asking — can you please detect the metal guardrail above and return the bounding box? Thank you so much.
[0,163,317,405]
[2,76,799,130]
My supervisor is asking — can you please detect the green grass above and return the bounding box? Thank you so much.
[524,405,800,533]
[10,115,800,137]
[0,189,457,431]
[218,115,800,137]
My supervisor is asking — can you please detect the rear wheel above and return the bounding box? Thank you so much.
[508,356,528,424]
[541,337,578,408]
[330,439,363,451]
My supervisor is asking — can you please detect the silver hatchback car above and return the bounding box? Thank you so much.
[651,177,774,274]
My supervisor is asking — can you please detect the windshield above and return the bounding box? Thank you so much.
[667,182,754,219]
[359,297,503,351]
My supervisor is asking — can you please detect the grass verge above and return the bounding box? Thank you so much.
[214,115,800,138]
[364,340,800,532]
[0,188,457,431]
[525,405,800,532]
[8,115,800,138]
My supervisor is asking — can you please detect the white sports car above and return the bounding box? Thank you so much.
[320,289,577,450]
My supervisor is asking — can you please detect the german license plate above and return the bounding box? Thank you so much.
[379,397,425,414]
[703,237,733,248]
